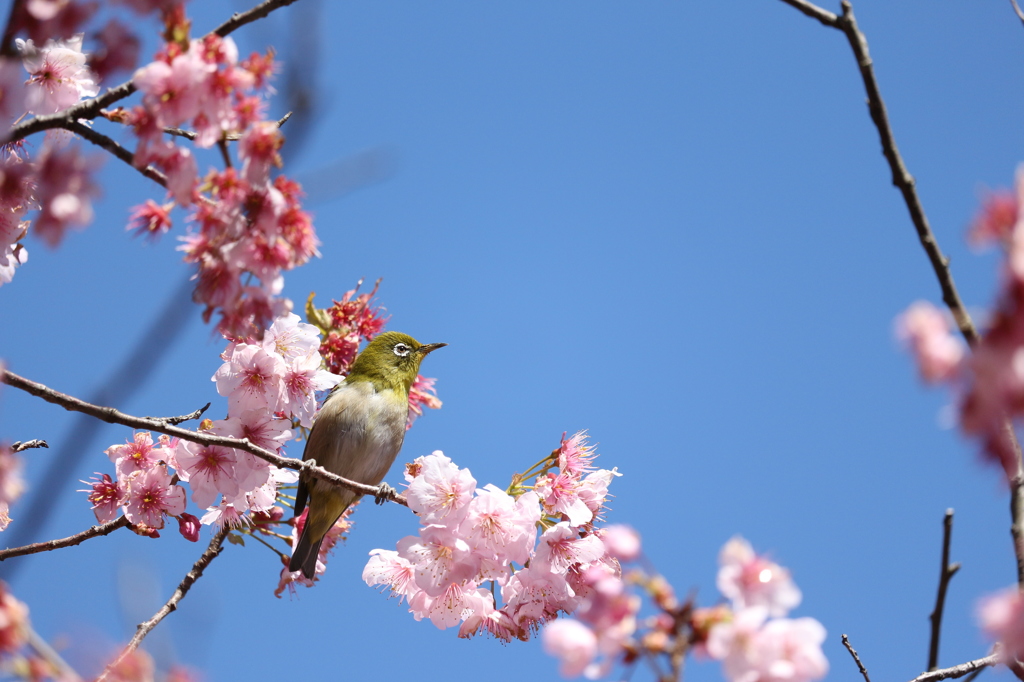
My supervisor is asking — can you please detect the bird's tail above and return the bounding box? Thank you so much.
[289,494,349,579]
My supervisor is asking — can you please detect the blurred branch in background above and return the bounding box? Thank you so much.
[0,276,195,581]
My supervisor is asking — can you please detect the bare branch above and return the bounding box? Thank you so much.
[63,120,167,187]
[142,402,210,426]
[775,0,838,26]
[10,439,47,452]
[0,369,409,507]
[0,516,129,561]
[95,528,230,682]
[842,634,871,682]
[163,111,293,141]
[929,509,961,671]
[777,0,1024,587]
[7,0,302,143]
[212,0,302,37]
[909,655,999,682]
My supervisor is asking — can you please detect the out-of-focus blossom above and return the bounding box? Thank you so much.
[542,618,598,678]
[896,302,965,384]
[127,200,172,242]
[19,35,98,114]
[600,525,641,562]
[32,142,100,247]
[0,582,29,656]
[89,19,139,82]
[979,587,1024,664]
[717,536,801,617]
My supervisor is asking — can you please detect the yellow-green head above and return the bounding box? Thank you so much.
[345,331,446,394]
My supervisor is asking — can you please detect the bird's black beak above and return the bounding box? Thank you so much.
[417,342,447,356]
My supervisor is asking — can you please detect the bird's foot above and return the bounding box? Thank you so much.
[374,482,397,505]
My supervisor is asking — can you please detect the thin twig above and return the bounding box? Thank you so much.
[0,369,409,507]
[1010,0,1024,28]
[7,0,302,143]
[142,402,210,426]
[212,0,302,37]
[63,120,167,187]
[217,139,232,168]
[0,516,129,561]
[777,0,1024,588]
[909,655,999,682]
[842,634,872,682]
[94,528,230,682]
[929,509,961,671]
[163,111,292,141]
[10,439,47,452]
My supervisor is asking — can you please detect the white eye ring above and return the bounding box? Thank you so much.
[393,343,412,357]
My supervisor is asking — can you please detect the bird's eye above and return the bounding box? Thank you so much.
[393,343,411,357]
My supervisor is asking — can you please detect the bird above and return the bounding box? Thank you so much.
[289,331,446,579]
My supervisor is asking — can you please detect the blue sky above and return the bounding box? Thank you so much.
[1,0,1023,680]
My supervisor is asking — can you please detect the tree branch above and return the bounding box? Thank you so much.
[0,516,129,561]
[842,634,872,682]
[776,0,1024,588]
[63,120,168,187]
[929,509,961,671]
[142,402,210,426]
[909,655,998,682]
[94,527,230,682]
[6,0,303,143]
[0,369,409,507]
[10,439,47,452]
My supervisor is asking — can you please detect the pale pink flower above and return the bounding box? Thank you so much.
[407,374,442,429]
[398,524,480,598]
[123,465,185,530]
[213,342,285,414]
[263,312,322,362]
[90,19,139,82]
[83,472,123,523]
[458,484,538,566]
[600,525,641,562]
[707,606,770,681]
[20,35,98,114]
[577,468,621,522]
[200,503,249,530]
[979,586,1024,663]
[536,472,592,527]
[573,564,638,634]
[458,588,519,641]
[279,351,342,428]
[717,537,801,617]
[896,302,964,383]
[106,431,162,481]
[542,618,599,678]
[127,200,172,242]
[238,120,282,185]
[0,582,29,655]
[559,431,597,477]
[0,503,10,532]
[412,579,479,630]
[0,445,24,507]
[753,618,828,682]
[363,549,418,602]
[173,440,239,509]
[32,142,99,247]
[144,141,197,207]
[133,48,213,126]
[212,411,292,455]
[0,236,27,287]
[501,565,579,632]
[405,452,477,527]
[534,523,607,575]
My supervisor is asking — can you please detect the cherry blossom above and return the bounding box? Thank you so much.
[896,302,965,384]
[123,464,185,530]
[717,536,802,617]
[978,587,1024,664]
[19,34,98,115]
[404,452,477,526]
[83,473,123,523]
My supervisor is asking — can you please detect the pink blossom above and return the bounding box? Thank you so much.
[979,587,1024,664]
[717,536,802,617]
[200,503,249,530]
[279,352,342,428]
[536,472,592,527]
[213,342,285,414]
[363,549,418,602]
[177,513,200,542]
[896,302,964,383]
[559,431,597,477]
[212,411,292,456]
[534,523,607,575]
[123,464,185,530]
[0,235,27,287]
[398,525,480,597]
[144,142,197,207]
[457,485,539,566]
[0,59,27,129]
[600,525,641,562]
[0,582,29,655]
[501,564,579,632]
[106,431,163,481]
[20,35,98,114]
[126,200,172,242]
[707,606,770,680]
[411,579,479,630]
[754,618,828,682]
[238,121,282,185]
[83,472,123,523]
[542,618,598,678]
[405,452,477,527]
[133,48,213,127]
[32,142,100,247]
[263,312,322,362]
[577,468,621,522]
[0,445,24,507]
[173,440,239,509]
[90,19,139,82]
[407,374,442,429]
[458,588,519,641]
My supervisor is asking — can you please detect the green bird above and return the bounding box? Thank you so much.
[289,331,446,579]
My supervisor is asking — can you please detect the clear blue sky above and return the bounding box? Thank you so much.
[1,1,1023,680]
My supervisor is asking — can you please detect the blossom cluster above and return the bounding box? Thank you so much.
[899,164,1024,479]
[541,534,828,682]
[84,312,338,537]
[363,432,620,641]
